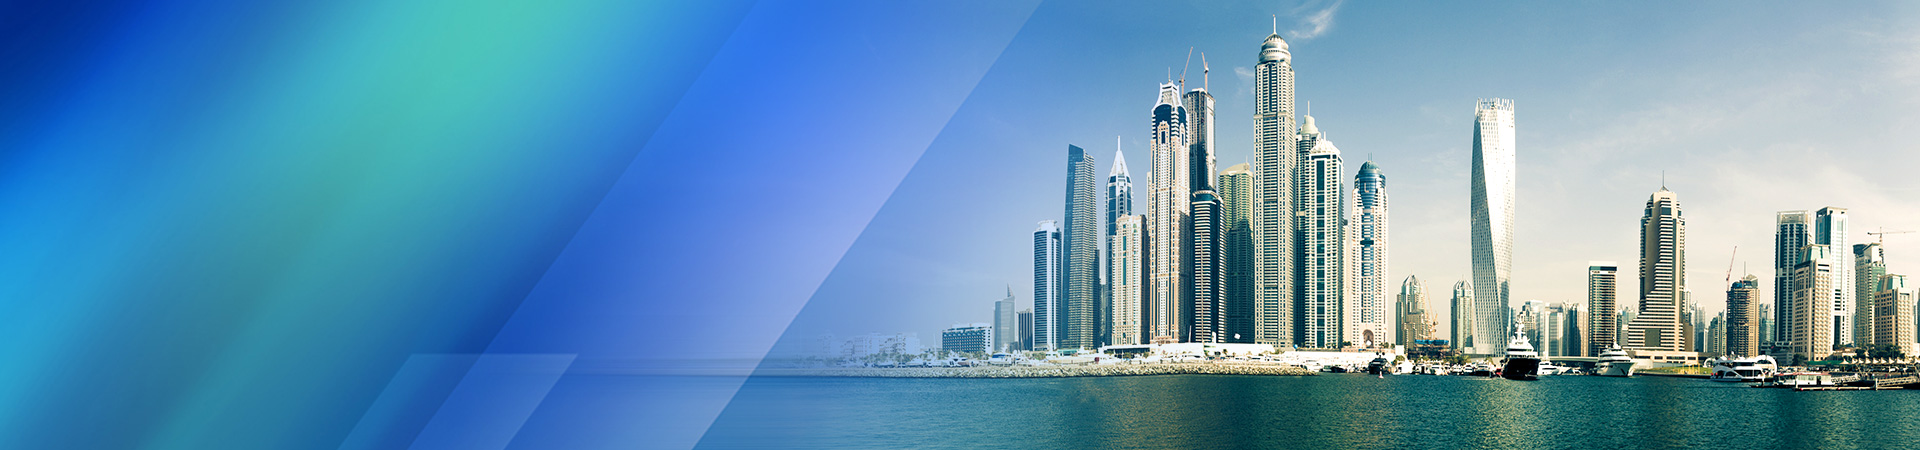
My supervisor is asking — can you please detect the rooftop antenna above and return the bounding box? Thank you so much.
[1662,170,1667,190]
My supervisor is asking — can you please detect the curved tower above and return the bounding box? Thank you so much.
[1253,32,1297,347]
[1469,98,1515,354]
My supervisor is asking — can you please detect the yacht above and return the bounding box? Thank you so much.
[1594,344,1636,377]
[1536,361,1561,376]
[1367,356,1390,375]
[1501,329,1540,381]
[1708,355,1778,382]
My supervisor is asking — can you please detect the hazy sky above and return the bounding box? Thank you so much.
[777,1,1920,342]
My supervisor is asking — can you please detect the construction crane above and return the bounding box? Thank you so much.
[1725,246,1738,286]
[1868,228,1913,244]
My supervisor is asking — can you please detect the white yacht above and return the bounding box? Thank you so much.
[1501,329,1540,381]
[1708,355,1778,382]
[1594,344,1636,377]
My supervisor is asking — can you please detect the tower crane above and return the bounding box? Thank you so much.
[1868,228,1913,244]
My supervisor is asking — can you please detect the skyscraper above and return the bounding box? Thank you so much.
[1185,68,1216,195]
[1017,309,1033,351]
[1219,164,1255,343]
[1814,207,1852,348]
[1396,276,1432,345]
[994,287,1018,352]
[1451,281,1475,350]
[1587,262,1619,356]
[1062,145,1098,350]
[1347,161,1388,347]
[1295,116,1343,349]
[1147,81,1190,344]
[1105,140,1134,347]
[1033,220,1062,351]
[1774,211,1811,350]
[1791,245,1838,360]
[1469,98,1517,355]
[1854,242,1885,348]
[1252,31,1296,347]
[1727,274,1761,356]
[1110,215,1144,346]
[1873,274,1915,356]
[1626,188,1687,351]
[1189,190,1225,343]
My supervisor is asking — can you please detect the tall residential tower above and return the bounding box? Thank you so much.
[1347,160,1388,346]
[1295,116,1343,348]
[1147,81,1190,343]
[1625,188,1688,351]
[1033,221,1062,351]
[1062,145,1098,349]
[1252,32,1297,347]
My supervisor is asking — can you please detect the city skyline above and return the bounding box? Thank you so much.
[780,3,1920,346]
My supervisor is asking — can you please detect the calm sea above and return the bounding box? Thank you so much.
[694,373,1920,449]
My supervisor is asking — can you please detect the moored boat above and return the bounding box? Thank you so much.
[1708,355,1777,382]
[1594,344,1636,377]
[1501,329,1540,381]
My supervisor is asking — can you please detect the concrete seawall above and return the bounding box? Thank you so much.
[756,363,1318,378]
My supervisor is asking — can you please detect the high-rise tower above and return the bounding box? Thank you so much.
[1033,220,1062,351]
[1219,164,1255,343]
[1105,141,1133,347]
[1451,281,1475,350]
[1791,245,1838,359]
[1853,242,1883,348]
[1774,211,1811,350]
[1110,215,1144,346]
[1347,160,1388,346]
[1147,81,1190,343]
[1873,274,1915,357]
[1252,32,1296,347]
[1061,145,1097,350]
[994,287,1018,352]
[1587,262,1619,356]
[1813,207,1852,348]
[1189,190,1224,343]
[1726,274,1760,357]
[1295,116,1343,349]
[1396,276,1431,344]
[1625,188,1687,351]
[1469,98,1516,354]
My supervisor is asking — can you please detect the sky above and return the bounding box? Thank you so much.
[768,0,1920,346]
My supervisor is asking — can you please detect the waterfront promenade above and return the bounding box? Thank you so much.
[759,362,1316,378]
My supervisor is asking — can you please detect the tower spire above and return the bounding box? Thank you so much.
[1273,15,1277,34]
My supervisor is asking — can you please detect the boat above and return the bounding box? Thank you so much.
[1708,355,1778,382]
[1593,344,1637,377]
[1761,372,1850,388]
[1537,361,1561,376]
[1367,356,1390,375]
[1501,329,1540,381]
[987,353,1015,366]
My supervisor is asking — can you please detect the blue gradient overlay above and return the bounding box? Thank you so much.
[0,0,1038,448]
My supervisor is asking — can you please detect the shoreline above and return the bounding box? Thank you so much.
[753,363,1318,378]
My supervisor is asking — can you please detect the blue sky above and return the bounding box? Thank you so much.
[776,0,1920,343]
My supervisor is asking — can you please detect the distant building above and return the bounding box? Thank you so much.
[1396,276,1433,345]
[1451,281,1475,351]
[1873,274,1915,357]
[1295,115,1343,348]
[1033,221,1062,351]
[1587,262,1619,355]
[1626,188,1688,351]
[1110,215,1145,346]
[994,287,1019,352]
[1854,243,1885,348]
[1469,98,1517,355]
[941,323,994,355]
[1017,309,1034,351]
[1791,245,1839,360]
[1706,313,1726,357]
[1219,164,1255,343]
[821,332,922,360]
[1726,275,1761,356]
[1346,161,1389,347]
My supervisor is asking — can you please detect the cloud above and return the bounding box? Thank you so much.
[1234,66,1255,97]
[1290,0,1345,41]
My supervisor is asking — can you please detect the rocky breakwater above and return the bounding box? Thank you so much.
[759,363,1316,378]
